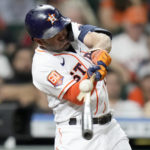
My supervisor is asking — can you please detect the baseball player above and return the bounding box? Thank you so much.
[25,4,132,150]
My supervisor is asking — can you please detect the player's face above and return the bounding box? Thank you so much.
[35,28,70,52]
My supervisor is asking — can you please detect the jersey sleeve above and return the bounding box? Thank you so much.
[71,22,112,43]
[33,68,76,100]
[32,51,77,100]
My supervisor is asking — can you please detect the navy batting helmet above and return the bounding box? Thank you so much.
[25,4,71,39]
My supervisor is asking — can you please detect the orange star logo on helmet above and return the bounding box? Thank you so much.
[47,13,57,24]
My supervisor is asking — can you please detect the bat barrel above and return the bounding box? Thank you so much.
[81,74,95,140]
[82,93,93,140]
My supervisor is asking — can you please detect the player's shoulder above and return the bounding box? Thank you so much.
[34,46,56,60]
[32,46,59,70]
[32,47,61,86]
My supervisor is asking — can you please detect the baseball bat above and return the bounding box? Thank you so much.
[81,74,95,140]
[82,92,93,140]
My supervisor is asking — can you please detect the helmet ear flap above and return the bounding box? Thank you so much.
[25,4,71,39]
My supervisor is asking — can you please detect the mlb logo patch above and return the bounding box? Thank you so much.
[48,71,63,86]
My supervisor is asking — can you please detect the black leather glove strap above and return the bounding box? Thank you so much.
[97,61,108,71]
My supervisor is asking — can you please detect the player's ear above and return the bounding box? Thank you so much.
[34,38,45,45]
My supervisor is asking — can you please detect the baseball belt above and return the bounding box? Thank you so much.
[69,113,112,125]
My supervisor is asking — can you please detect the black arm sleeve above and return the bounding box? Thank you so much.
[78,25,112,43]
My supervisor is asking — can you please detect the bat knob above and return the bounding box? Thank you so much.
[82,129,93,140]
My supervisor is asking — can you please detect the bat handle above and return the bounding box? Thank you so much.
[90,73,96,83]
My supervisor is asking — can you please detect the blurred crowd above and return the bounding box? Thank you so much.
[0,0,150,119]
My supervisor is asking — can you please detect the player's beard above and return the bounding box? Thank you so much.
[46,42,70,52]
[60,42,70,51]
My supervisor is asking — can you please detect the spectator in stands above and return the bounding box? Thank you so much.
[0,0,35,25]
[4,42,17,61]
[128,60,150,117]
[0,16,6,30]
[59,0,98,25]
[5,46,33,83]
[0,46,49,110]
[109,59,131,84]
[98,0,132,33]
[147,29,150,50]
[0,40,13,81]
[110,5,149,82]
[106,69,143,118]
[46,0,67,9]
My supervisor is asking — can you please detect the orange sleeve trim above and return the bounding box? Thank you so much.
[94,88,99,115]
[35,48,46,52]
[54,53,87,70]
[58,79,75,99]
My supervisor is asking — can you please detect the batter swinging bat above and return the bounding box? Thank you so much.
[77,74,96,140]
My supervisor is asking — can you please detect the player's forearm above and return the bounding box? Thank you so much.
[63,74,96,105]
[63,75,87,105]
[84,32,112,53]
[92,33,112,53]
